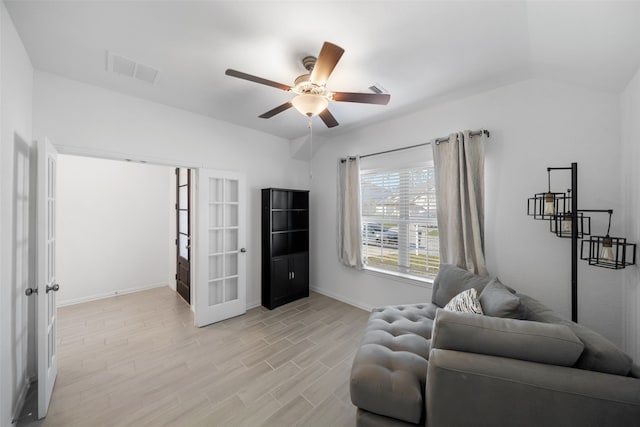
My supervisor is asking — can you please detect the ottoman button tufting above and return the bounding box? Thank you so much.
[350,303,437,424]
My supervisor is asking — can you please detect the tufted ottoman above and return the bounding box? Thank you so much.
[350,303,438,425]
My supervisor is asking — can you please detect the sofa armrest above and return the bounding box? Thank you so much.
[426,349,640,427]
[631,363,640,378]
[431,309,584,366]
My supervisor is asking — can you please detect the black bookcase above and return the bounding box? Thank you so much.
[262,188,309,310]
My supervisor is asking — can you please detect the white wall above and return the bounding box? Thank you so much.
[56,155,174,305]
[33,71,310,308]
[312,78,625,345]
[0,2,34,424]
[621,66,640,362]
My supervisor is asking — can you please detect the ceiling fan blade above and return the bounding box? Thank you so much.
[319,109,339,128]
[309,42,345,86]
[331,92,390,105]
[259,102,293,119]
[225,69,292,91]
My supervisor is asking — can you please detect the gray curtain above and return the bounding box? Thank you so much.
[432,131,487,275]
[337,156,363,269]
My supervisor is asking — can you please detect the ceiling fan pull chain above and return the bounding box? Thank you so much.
[308,117,313,180]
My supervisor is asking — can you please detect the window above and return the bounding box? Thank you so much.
[360,161,440,280]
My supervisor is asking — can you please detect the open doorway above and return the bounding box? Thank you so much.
[22,150,248,421]
[18,153,193,422]
[55,154,184,307]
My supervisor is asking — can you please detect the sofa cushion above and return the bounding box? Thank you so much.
[519,294,633,376]
[367,303,437,339]
[563,320,633,376]
[444,288,483,314]
[350,303,436,424]
[479,278,527,319]
[431,309,584,366]
[519,294,564,323]
[431,264,491,308]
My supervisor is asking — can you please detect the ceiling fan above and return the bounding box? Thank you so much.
[225,41,390,128]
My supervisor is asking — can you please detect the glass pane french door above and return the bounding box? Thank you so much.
[37,138,58,418]
[195,169,246,326]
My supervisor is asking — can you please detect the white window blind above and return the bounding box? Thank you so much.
[360,159,440,279]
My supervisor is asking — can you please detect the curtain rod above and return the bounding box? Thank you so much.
[341,129,490,162]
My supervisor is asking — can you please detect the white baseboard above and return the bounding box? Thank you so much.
[57,282,169,307]
[12,378,30,424]
[246,300,261,310]
[310,285,373,312]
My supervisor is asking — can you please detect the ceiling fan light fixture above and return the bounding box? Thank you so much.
[291,94,328,117]
[225,41,390,127]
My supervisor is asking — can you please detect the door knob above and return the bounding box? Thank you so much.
[46,284,60,293]
[25,287,38,296]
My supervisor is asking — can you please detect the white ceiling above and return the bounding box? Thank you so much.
[5,1,640,141]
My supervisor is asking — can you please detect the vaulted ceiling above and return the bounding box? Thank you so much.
[6,1,640,140]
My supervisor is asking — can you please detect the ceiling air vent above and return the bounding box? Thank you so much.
[107,51,160,85]
[134,64,159,85]
[112,55,136,77]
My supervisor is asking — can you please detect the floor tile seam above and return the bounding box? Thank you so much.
[267,391,286,409]
[296,365,336,399]
[298,392,317,409]
[262,323,305,345]
[332,389,354,408]
[269,309,311,324]
[235,363,299,407]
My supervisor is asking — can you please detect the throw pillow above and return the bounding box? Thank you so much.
[431,264,491,308]
[444,288,483,315]
[479,278,527,319]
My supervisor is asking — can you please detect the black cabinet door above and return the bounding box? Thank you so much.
[270,257,290,304]
[290,253,309,296]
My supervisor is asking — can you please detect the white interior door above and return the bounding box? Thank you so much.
[195,169,246,327]
[37,138,59,419]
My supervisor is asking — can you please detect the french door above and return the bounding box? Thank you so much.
[37,138,59,418]
[195,169,246,327]
[175,168,191,303]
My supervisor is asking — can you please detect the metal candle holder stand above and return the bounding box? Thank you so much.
[527,162,637,322]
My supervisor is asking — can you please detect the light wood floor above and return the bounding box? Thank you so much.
[19,287,369,427]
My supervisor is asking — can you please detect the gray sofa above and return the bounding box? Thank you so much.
[349,264,640,426]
